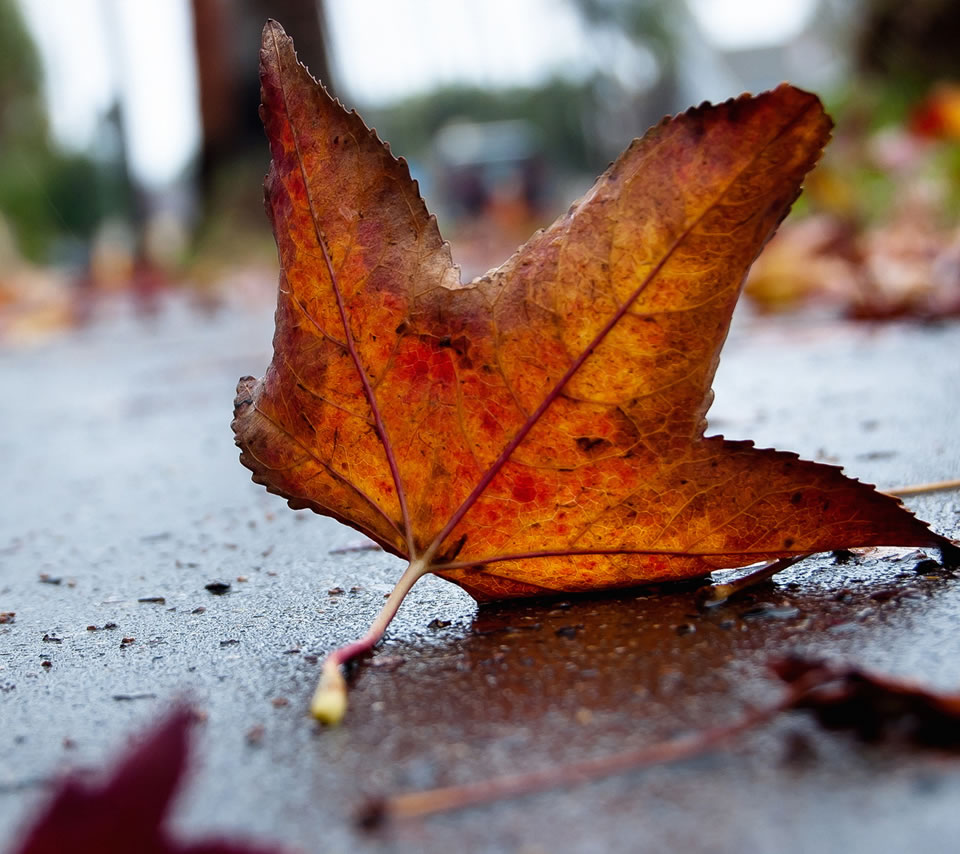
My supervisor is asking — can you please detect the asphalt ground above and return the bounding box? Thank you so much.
[1,297,959,853]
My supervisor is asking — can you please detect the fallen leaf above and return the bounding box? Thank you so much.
[233,22,957,721]
[772,656,960,746]
[11,708,284,854]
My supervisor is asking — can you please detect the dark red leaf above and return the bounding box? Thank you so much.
[772,656,960,746]
[13,708,285,854]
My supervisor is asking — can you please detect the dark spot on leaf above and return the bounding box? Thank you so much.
[576,436,610,453]
[440,534,468,563]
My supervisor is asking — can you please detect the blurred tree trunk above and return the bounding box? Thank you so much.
[857,0,960,82]
[191,0,334,205]
[249,0,332,86]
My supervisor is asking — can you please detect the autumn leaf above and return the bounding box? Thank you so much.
[232,21,957,722]
[771,657,960,746]
[11,709,285,854]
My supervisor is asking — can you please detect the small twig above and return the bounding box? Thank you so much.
[883,478,960,498]
[360,675,824,827]
[702,554,811,606]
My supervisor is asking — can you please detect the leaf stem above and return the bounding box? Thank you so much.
[311,557,430,724]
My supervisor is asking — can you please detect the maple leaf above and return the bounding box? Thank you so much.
[233,21,957,722]
[11,708,284,854]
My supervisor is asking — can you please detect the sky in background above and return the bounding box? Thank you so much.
[18,0,199,187]
[326,0,596,103]
[16,0,817,187]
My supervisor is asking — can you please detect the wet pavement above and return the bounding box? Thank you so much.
[1,298,959,853]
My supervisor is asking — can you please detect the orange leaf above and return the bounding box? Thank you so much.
[232,22,955,721]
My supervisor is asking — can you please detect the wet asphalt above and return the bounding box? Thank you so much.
[1,297,959,853]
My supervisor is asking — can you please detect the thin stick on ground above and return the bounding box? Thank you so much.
[359,673,825,826]
[702,554,811,606]
[884,478,960,498]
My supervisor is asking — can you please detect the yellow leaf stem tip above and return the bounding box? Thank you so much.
[311,657,348,724]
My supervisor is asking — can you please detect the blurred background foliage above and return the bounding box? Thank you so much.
[1,0,959,341]
[0,0,129,261]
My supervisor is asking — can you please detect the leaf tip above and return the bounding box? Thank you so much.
[261,18,286,47]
